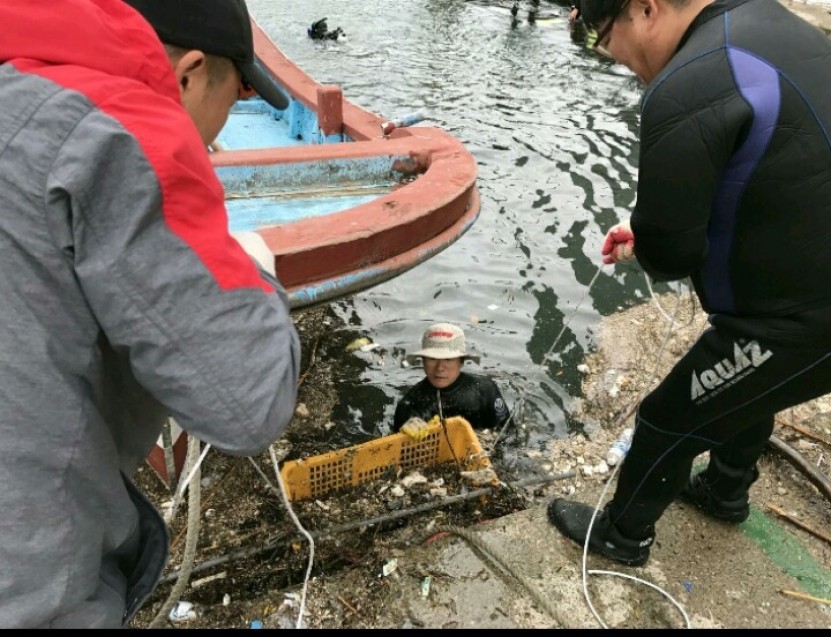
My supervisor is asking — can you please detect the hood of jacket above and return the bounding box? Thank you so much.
[1,0,179,103]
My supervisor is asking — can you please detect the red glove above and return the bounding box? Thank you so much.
[601,222,635,265]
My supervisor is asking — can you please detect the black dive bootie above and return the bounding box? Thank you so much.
[547,499,653,567]
[680,457,759,523]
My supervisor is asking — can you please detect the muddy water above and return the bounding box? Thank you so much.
[245,0,684,456]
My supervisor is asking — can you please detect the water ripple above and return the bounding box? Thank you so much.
[248,0,653,448]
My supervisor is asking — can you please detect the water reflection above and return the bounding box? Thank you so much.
[247,0,666,456]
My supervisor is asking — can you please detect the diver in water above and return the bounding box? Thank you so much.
[510,1,520,28]
[528,0,539,23]
[510,0,540,25]
[394,323,510,440]
[307,17,346,42]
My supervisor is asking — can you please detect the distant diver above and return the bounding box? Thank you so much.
[510,1,520,28]
[307,17,346,42]
[510,0,539,25]
[529,0,539,23]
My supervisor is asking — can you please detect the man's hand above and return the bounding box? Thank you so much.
[568,6,580,23]
[401,417,430,442]
[231,230,276,276]
[601,222,635,265]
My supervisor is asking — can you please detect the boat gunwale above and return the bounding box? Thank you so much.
[215,19,481,308]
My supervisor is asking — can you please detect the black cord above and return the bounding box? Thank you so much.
[436,390,462,471]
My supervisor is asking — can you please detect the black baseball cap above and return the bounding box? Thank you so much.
[124,0,289,110]
[578,0,629,31]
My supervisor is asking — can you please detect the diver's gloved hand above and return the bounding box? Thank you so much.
[401,417,430,442]
[601,221,635,265]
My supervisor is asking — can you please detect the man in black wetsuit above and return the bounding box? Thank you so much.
[394,323,510,440]
[548,0,831,567]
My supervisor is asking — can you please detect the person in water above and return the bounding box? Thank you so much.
[548,0,831,568]
[307,17,346,41]
[394,323,510,441]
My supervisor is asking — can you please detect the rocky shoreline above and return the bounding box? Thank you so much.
[130,289,831,629]
[779,0,831,34]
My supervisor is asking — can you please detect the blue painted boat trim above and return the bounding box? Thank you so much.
[216,155,407,196]
[217,97,351,150]
[226,193,383,231]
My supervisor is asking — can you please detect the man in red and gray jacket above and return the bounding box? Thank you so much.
[0,0,299,627]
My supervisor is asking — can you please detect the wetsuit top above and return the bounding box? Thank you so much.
[631,0,831,324]
[393,372,510,431]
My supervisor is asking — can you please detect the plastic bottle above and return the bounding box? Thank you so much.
[606,427,634,466]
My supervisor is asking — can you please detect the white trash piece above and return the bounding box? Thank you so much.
[169,600,197,622]
[606,428,634,466]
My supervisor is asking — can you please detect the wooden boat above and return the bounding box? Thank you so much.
[146,18,480,486]
[213,20,481,310]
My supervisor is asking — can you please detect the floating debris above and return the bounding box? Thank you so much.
[346,337,372,352]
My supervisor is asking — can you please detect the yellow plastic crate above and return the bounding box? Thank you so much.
[279,416,493,502]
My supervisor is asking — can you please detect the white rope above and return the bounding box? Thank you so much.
[579,273,693,628]
[166,441,212,525]
[645,275,698,331]
[151,435,204,627]
[488,266,605,453]
[268,445,314,629]
[581,458,691,628]
[246,449,316,629]
[148,435,313,630]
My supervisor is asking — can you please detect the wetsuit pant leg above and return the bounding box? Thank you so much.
[607,325,831,539]
[708,415,773,469]
[701,414,773,499]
